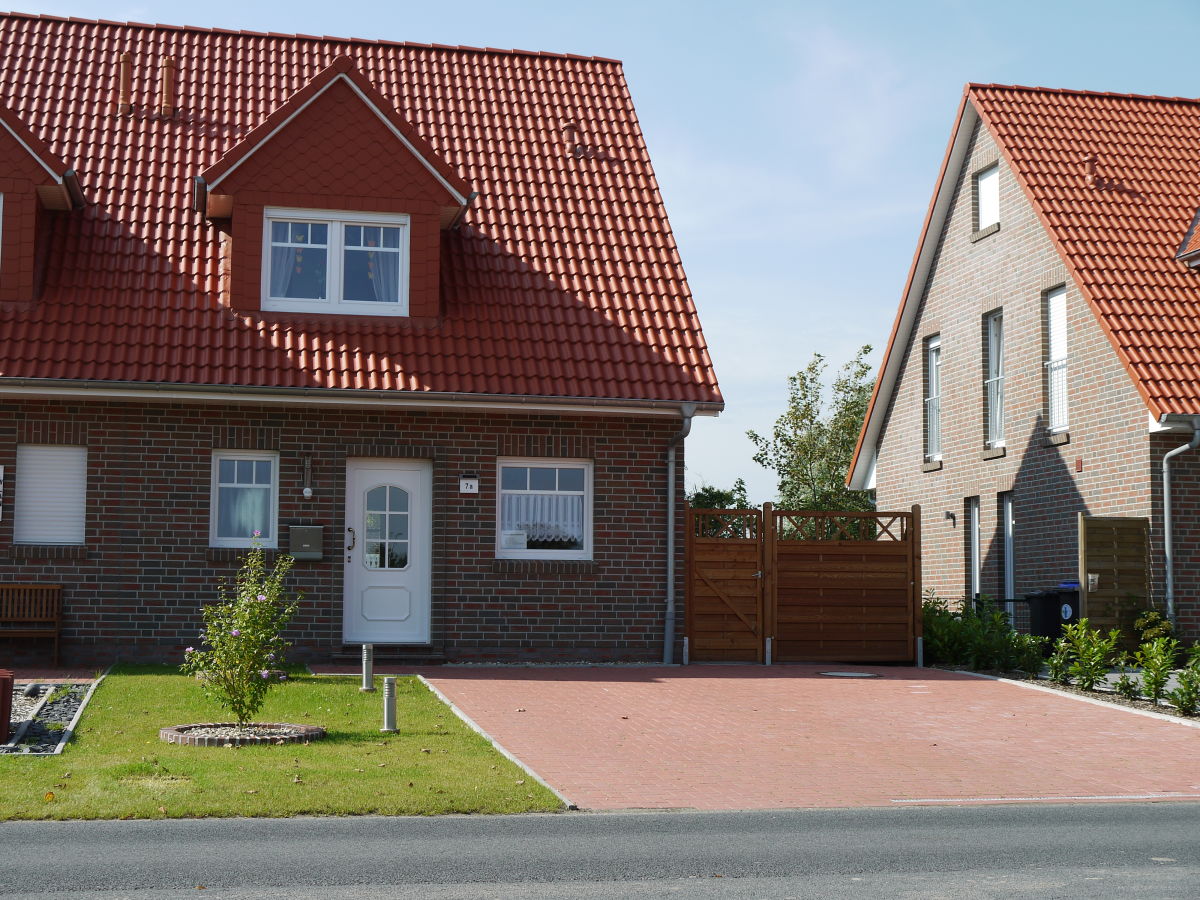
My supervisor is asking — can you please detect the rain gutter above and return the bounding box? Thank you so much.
[663,403,696,664]
[1161,416,1200,628]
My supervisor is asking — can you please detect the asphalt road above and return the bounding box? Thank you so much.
[3,802,1199,898]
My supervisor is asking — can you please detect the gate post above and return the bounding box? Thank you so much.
[762,502,774,665]
[911,504,923,665]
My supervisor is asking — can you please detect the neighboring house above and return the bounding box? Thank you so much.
[0,13,721,665]
[848,82,1200,641]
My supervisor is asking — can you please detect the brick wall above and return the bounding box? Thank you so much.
[0,397,687,664]
[872,115,1173,628]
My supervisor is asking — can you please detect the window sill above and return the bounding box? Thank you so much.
[1045,431,1070,447]
[206,547,282,563]
[970,222,1001,243]
[491,559,598,576]
[9,544,88,560]
[921,460,943,473]
[982,446,1007,460]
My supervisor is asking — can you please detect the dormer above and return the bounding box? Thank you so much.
[0,102,85,302]
[193,58,471,319]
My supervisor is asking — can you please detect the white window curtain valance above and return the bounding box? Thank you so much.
[501,493,584,542]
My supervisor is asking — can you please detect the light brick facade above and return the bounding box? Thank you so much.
[0,397,686,665]
[871,119,1196,637]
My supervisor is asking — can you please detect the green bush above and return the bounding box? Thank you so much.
[1046,637,1073,684]
[1134,637,1178,704]
[1061,620,1121,691]
[1166,664,1200,716]
[181,543,301,725]
[1112,653,1142,700]
[1134,609,1173,643]
[921,593,1045,673]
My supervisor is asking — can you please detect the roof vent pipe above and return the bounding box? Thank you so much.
[663,403,696,665]
[158,56,176,117]
[1162,416,1200,629]
[115,52,132,116]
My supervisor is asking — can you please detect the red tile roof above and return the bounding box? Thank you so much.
[971,84,1200,418]
[0,13,721,407]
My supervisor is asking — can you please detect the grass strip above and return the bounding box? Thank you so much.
[0,665,562,820]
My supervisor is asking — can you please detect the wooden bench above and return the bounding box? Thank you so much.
[0,584,62,665]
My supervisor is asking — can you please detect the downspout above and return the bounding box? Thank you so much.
[1162,416,1200,629]
[663,403,697,664]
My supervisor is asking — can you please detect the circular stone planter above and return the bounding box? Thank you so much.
[159,723,326,747]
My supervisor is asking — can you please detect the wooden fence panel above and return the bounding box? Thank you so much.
[1078,515,1150,647]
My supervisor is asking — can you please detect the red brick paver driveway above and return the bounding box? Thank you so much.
[420,665,1200,811]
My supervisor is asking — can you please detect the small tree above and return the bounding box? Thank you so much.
[686,478,750,510]
[748,345,874,511]
[181,540,301,725]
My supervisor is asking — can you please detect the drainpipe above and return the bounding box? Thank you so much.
[1162,416,1200,629]
[663,403,697,664]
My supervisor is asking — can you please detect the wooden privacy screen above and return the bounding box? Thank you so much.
[1077,514,1150,649]
[685,505,921,663]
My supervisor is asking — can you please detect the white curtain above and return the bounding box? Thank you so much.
[501,493,583,542]
[270,246,294,298]
[370,251,400,303]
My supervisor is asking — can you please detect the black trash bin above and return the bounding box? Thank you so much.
[1025,586,1081,640]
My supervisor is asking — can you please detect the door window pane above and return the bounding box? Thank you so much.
[364,484,410,570]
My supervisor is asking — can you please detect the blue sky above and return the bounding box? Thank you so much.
[20,0,1200,502]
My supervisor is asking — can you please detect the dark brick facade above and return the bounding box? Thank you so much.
[872,118,1198,639]
[0,396,686,665]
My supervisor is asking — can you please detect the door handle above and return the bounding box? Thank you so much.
[346,527,357,552]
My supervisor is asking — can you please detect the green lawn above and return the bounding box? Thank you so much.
[0,665,562,820]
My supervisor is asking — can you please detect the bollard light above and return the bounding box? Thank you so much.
[381,677,397,733]
[360,643,375,692]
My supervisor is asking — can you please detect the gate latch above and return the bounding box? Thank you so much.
[751,571,763,578]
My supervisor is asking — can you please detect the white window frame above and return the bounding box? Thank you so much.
[924,335,942,462]
[985,310,1005,448]
[209,451,279,549]
[1000,491,1015,619]
[967,496,981,601]
[496,458,593,560]
[1046,286,1069,432]
[13,445,87,545]
[976,164,1000,230]
[261,208,410,316]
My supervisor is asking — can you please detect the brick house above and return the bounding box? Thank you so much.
[847,83,1200,641]
[0,14,722,665]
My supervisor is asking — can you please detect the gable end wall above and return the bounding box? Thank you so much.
[874,118,1155,611]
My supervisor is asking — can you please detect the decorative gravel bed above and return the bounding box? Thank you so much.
[3,684,90,755]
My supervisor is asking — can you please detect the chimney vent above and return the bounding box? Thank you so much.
[159,56,176,117]
[115,52,132,116]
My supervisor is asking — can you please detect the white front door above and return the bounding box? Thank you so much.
[343,459,432,644]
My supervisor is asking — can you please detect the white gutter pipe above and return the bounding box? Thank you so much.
[1162,416,1200,628]
[663,404,696,664]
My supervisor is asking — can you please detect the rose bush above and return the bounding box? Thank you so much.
[181,536,301,725]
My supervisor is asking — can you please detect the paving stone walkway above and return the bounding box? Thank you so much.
[413,665,1200,810]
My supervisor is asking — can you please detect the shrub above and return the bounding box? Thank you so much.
[921,593,1045,673]
[181,541,301,725]
[1062,620,1121,691]
[1112,653,1142,700]
[1046,637,1073,685]
[1166,663,1200,716]
[1134,609,1173,643]
[1134,637,1178,704]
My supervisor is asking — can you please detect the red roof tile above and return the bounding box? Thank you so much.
[970,83,1200,417]
[0,13,721,407]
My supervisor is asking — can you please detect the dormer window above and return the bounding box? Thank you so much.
[262,208,410,315]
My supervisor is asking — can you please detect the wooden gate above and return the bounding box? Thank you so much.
[1077,514,1150,647]
[686,505,921,663]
